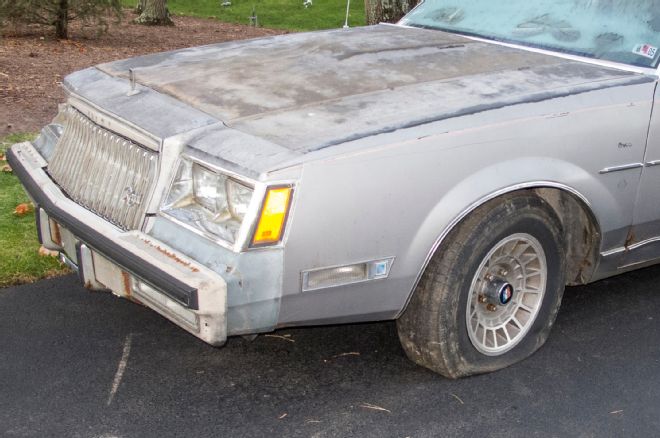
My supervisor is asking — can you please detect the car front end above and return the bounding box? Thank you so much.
[7,70,300,346]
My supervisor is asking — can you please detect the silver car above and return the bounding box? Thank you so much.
[8,0,660,377]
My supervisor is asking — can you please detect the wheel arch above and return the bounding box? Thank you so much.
[397,182,601,318]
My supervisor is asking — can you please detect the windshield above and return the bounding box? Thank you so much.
[401,0,660,69]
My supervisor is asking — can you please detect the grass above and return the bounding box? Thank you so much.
[0,134,69,288]
[122,0,366,31]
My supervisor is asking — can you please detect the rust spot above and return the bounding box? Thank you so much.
[140,238,200,273]
[121,271,132,297]
[120,272,142,304]
[624,230,636,250]
[49,219,62,246]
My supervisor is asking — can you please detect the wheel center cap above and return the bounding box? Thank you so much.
[498,283,514,305]
[483,277,515,306]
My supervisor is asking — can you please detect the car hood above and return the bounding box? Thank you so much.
[94,24,642,154]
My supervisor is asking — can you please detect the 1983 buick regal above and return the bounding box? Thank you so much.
[8,0,660,377]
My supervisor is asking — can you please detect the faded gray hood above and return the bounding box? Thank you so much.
[95,24,642,152]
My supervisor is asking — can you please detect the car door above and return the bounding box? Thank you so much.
[626,80,660,268]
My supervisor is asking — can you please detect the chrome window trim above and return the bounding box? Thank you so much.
[390,22,660,77]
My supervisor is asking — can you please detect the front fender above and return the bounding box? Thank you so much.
[397,156,622,316]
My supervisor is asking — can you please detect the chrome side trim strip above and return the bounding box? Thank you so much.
[600,236,660,258]
[598,163,644,174]
[645,160,660,167]
[600,246,625,257]
[627,236,660,252]
[618,260,648,270]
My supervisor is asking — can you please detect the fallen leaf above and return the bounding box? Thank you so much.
[0,153,5,161]
[38,246,59,258]
[13,203,33,216]
[1,164,12,173]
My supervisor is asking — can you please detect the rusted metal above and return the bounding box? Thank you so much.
[139,237,200,273]
[121,271,132,297]
[625,230,636,249]
[49,218,62,246]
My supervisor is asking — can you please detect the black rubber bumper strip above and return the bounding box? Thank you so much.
[7,148,199,310]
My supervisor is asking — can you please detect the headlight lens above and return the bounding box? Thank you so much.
[161,158,254,244]
[193,163,227,213]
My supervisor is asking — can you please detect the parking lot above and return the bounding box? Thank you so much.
[2,266,660,438]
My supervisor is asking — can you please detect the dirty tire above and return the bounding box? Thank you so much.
[397,192,566,378]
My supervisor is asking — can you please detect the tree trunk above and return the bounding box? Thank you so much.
[135,0,147,14]
[135,0,173,25]
[55,0,69,39]
[364,0,419,25]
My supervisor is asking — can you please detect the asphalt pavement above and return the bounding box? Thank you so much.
[2,266,660,438]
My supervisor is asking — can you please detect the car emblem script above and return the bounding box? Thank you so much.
[121,186,141,207]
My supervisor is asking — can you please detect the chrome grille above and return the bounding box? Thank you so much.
[48,107,158,230]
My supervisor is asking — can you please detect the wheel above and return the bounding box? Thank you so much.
[397,192,566,378]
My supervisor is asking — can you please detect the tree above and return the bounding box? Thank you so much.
[134,0,172,26]
[134,0,146,14]
[0,0,122,39]
[364,0,420,25]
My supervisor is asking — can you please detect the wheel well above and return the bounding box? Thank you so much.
[532,187,601,285]
[398,186,601,319]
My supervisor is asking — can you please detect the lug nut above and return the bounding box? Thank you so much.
[486,304,497,312]
[478,295,487,304]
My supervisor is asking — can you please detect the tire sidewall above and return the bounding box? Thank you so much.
[452,200,565,372]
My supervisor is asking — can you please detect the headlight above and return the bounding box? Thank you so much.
[161,158,254,244]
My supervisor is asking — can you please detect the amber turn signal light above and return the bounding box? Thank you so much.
[251,186,293,246]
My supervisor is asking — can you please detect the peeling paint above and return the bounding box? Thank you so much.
[87,24,645,161]
[140,238,200,273]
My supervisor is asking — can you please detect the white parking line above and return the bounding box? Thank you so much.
[107,333,133,406]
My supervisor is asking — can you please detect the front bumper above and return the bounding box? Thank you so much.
[7,142,228,346]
